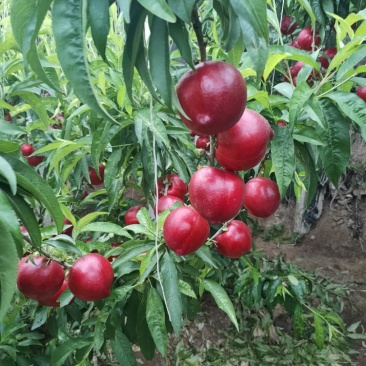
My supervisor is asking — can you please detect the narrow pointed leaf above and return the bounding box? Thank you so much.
[110,329,137,366]
[137,0,176,22]
[51,338,93,366]
[0,156,17,195]
[167,0,196,23]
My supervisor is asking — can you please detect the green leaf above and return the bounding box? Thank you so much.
[202,279,239,331]
[110,329,137,366]
[289,82,314,128]
[88,0,110,62]
[167,0,196,23]
[230,0,269,82]
[271,127,295,198]
[161,251,182,335]
[0,154,64,234]
[293,303,304,338]
[195,246,218,269]
[137,0,176,22]
[297,0,316,25]
[0,141,19,154]
[52,0,116,123]
[112,243,154,269]
[0,156,17,195]
[0,122,25,136]
[312,0,326,26]
[318,99,350,186]
[169,151,190,183]
[0,210,20,321]
[179,280,197,299]
[149,17,172,108]
[51,338,93,366]
[146,287,168,356]
[336,45,366,81]
[313,313,325,349]
[79,222,132,238]
[326,91,366,130]
[169,19,194,69]
[117,0,132,23]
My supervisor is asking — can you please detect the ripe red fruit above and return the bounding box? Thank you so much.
[5,112,12,122]
[68,253,114,301]
[154,195,184,214]
[17,256,65,301]
[189,167,245,224]
[289,61,305,78]
[296,27,320,51]
[89,164,105,185]
[215,109,273,171]
[177,61,247,135]
[215,220,252,258]
[319,47,337,69]
[38,281,72,307]
[356,86,366,102]
[21,143,35,157]
[280,16,297,35]
[163,206,209,255]
[124,205,142,225]
[157,174,187,200]
[289,40,300,48]
[27,155,45,167]
[277,120,287,127]
[243,177,281,218]
[108,242,122,262]
[62,218,73,236]
[195,136,210,150]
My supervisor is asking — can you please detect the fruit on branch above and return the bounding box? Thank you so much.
[163,206,209,255]
[89,163,105,185]
[157,174,187,200]
[319,47,337,69]
[215,109,273,171]
[277,120,287,127]
[38,280,73,307]
[356,86,366,102]
[68,253,114,301]
[124,205,142,225]
[21,144,35,157]
[189,167,245,224]
[280,16,297,35]
[177,61,247,135]
[154,195,184,214]
[215,220,252,258]
[17,256,65,301]
[195,136,210,150]
[296,27,320,51]
[27,155,45,167]
[62,218,73,236]
[243,177,281,218]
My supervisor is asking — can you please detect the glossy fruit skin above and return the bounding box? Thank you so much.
[289,40,300,48]
[189,167,245,224]
[68,253,114,301]
[280,16,297,35]
[163,206,209,255]
[157,174,187,200]
[289,61,305,78]
[215,220,252,258]
[21,143,35,157]
[296,27,320,51]
[124,205,142,225]
[38,281,72,307]
[89,164,105,185]
[195,136,210,150]
[62,218,73,236]
[319,47,337,69]
[154,195,184,214]
[177,61,247,135]
[243,177,281,218]
[277,120,287,127]
[17,256,65,301]
[27,155,45,167]
[356,86,366,102]
[215,109,273,171]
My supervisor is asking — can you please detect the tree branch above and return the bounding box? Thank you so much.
[191,6,206,63]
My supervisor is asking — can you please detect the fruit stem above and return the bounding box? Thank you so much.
[191,6,206,63]
[208,135,215,166]
[210,218,234,242]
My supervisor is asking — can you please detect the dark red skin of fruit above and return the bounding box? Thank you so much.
[6,112,12,122]
[290,61,305,78]
[17,256,65,301]
[124,205,142,225]
[177,61,247,136]
[243,177,281,218]
[215,109,273,171]
[296,27,320,51]
[189,167,245,224]
[68,253,114,301]
[195,136,210,150]
[62,218,73,236]
[157,174,187,200]
[108,242,122,262]
[27,155,44,167]
[289,40,300,48]
[215,220,252,258]
[356,86,366,102]
[89,164,105,185]
[21,143,35,157]
[280,16,297,35]
[38,280,72,307]
[277,120,287,127]
[154,195,184,214]
[319,47,337,69]
[163,206,210,255]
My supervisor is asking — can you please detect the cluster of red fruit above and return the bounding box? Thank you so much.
[20,143,44,167]
[17,253,114,306]
[126,61,281,258]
